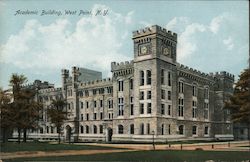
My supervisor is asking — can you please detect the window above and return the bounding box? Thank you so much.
[46,126,49,133]
[81,114,83,121]
[80,125,84,134]
[140,103,144,114]
[147,91,151,99]
[161,124,164,135]
[168,105,171,116]
[99,88,104,94]
[192,85,197,96]
[147,70,151,85]
[147,103,152,114]
[147,123,150,134]
[118,97,124,116]
[86,125,89,134]
[130,97,134,115]
[140,71,144,86]
[192,126,197,135]
[94,101,97,108]
[118,80,124,91]
[179,125,184,135]
[204,103,209,120]
[118,125,123,134]
[178,81,184,93]
[168,72,171,86]
[161,89,165,99]
[107,87,113,94]
[168,91,171,100]
[168,125,171,135]
[86,101,89,108]
[130,124,134,134]
[100,100,103,107]
[204,126,209,135]
[94,113,97,120]
[80,102,83,109]
[178,98,184,117]
[192,101,197,118]
[51,127,54,134]
[93,89,97,95]
[40,128,43,134]
[100,112,103,120]
[140,91,144,100]
[161,104,165,115]
[108,99,113,109]
[85,90,89,96]
[161,69,165,84]
[93,125,97,134]
[140,123,144,135]
[100,125,103,134]
[204,87,209,99]
[130,79,133,89]
[86,113,89,121]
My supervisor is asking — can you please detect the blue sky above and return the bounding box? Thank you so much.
[0,0,249,89]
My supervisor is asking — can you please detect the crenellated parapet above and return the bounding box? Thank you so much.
[132,25,177,42]
[38,87,62,94]
[79,78,113,88]
[213,71,234,81]
[111,60,134,77]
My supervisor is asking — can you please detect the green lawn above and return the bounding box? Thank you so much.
[0,142,118,152]
[4,150,250,162]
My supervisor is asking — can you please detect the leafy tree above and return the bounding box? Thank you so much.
[47,99,68,144]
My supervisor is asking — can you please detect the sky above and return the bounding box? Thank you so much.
[0,0,249,89]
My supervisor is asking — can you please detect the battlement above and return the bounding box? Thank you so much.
[61,69,69,75]
[177,63,214,80]
[72,66,80,73]
[111,60,134,71]
[132,25,177,41]
[38,87,62,94]
[79,78,112,87]
[213,71,234,80]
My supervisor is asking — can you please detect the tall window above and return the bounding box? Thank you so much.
[161,104,165,115]
[168,105,171,116]
[80,125,84,134]
[140,71,144,86]
[161,89,165,99]
[204,103,209,120]
[130,124,134,134]
[86,113,89,121]
[100,100,103,107]
[192,85,197,96]
[140,103,144,114]
[168,125,171,134]
[178,81,184,93]
[168,91,171,100]
[204,126,209,135]
[100,125,103,134]
[147,123,150,134]
[130,79,133,89]
[147,70,151,85]
[108,99,113,109]
[192,101,197,118]
[178,98,184,117]
[168,72,171,86]
[147,91,151,99]
[140,123,144,135]
[81,114,83,121]
[161,69,165,84]
[86,101,89,108]
[118,125,123,134]
[140,91,144,100]
[204,87,209,99]
[130,97,134,115]
[86,125,89,134]
[93,125,97,134]
[179,125,184,135]
[100,112,103,120]
[147,103,152,114]
[80,102,83,109]
[93,113,97,120]
[118,97,124,116]
[93,89,97,95]
[192,126,197,135]
[161,124,164,135]
[94,101,97,108]
[118,80,124,91]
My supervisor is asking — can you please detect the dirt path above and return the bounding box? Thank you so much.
[0,149,136,160]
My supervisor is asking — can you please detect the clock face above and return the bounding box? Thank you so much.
[141,46,148,54]
[163,47,171,55]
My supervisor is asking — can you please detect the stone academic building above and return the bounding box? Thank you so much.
[22,25,234,142]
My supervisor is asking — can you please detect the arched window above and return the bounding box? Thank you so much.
[93,125,97,134]
[147,70,151,85]
[86,125,89,134]
[130,124,134,134]
[118,125,124,134]
[179,125,184,135]
[161,124,164,135]
[140,123,144,135]
[80,125,84,134]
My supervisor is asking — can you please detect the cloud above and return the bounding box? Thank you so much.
[166,17,189,32]
[209,13,230,34]
[223,36,234,50]
[0,4,133,76]
[139,20,153,27]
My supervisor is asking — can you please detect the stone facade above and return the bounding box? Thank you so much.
[20,25,234,142]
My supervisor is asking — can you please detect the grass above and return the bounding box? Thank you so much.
[0,141,120,152]
[4,150,250,162]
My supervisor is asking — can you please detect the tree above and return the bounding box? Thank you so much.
[47,99,68,144]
